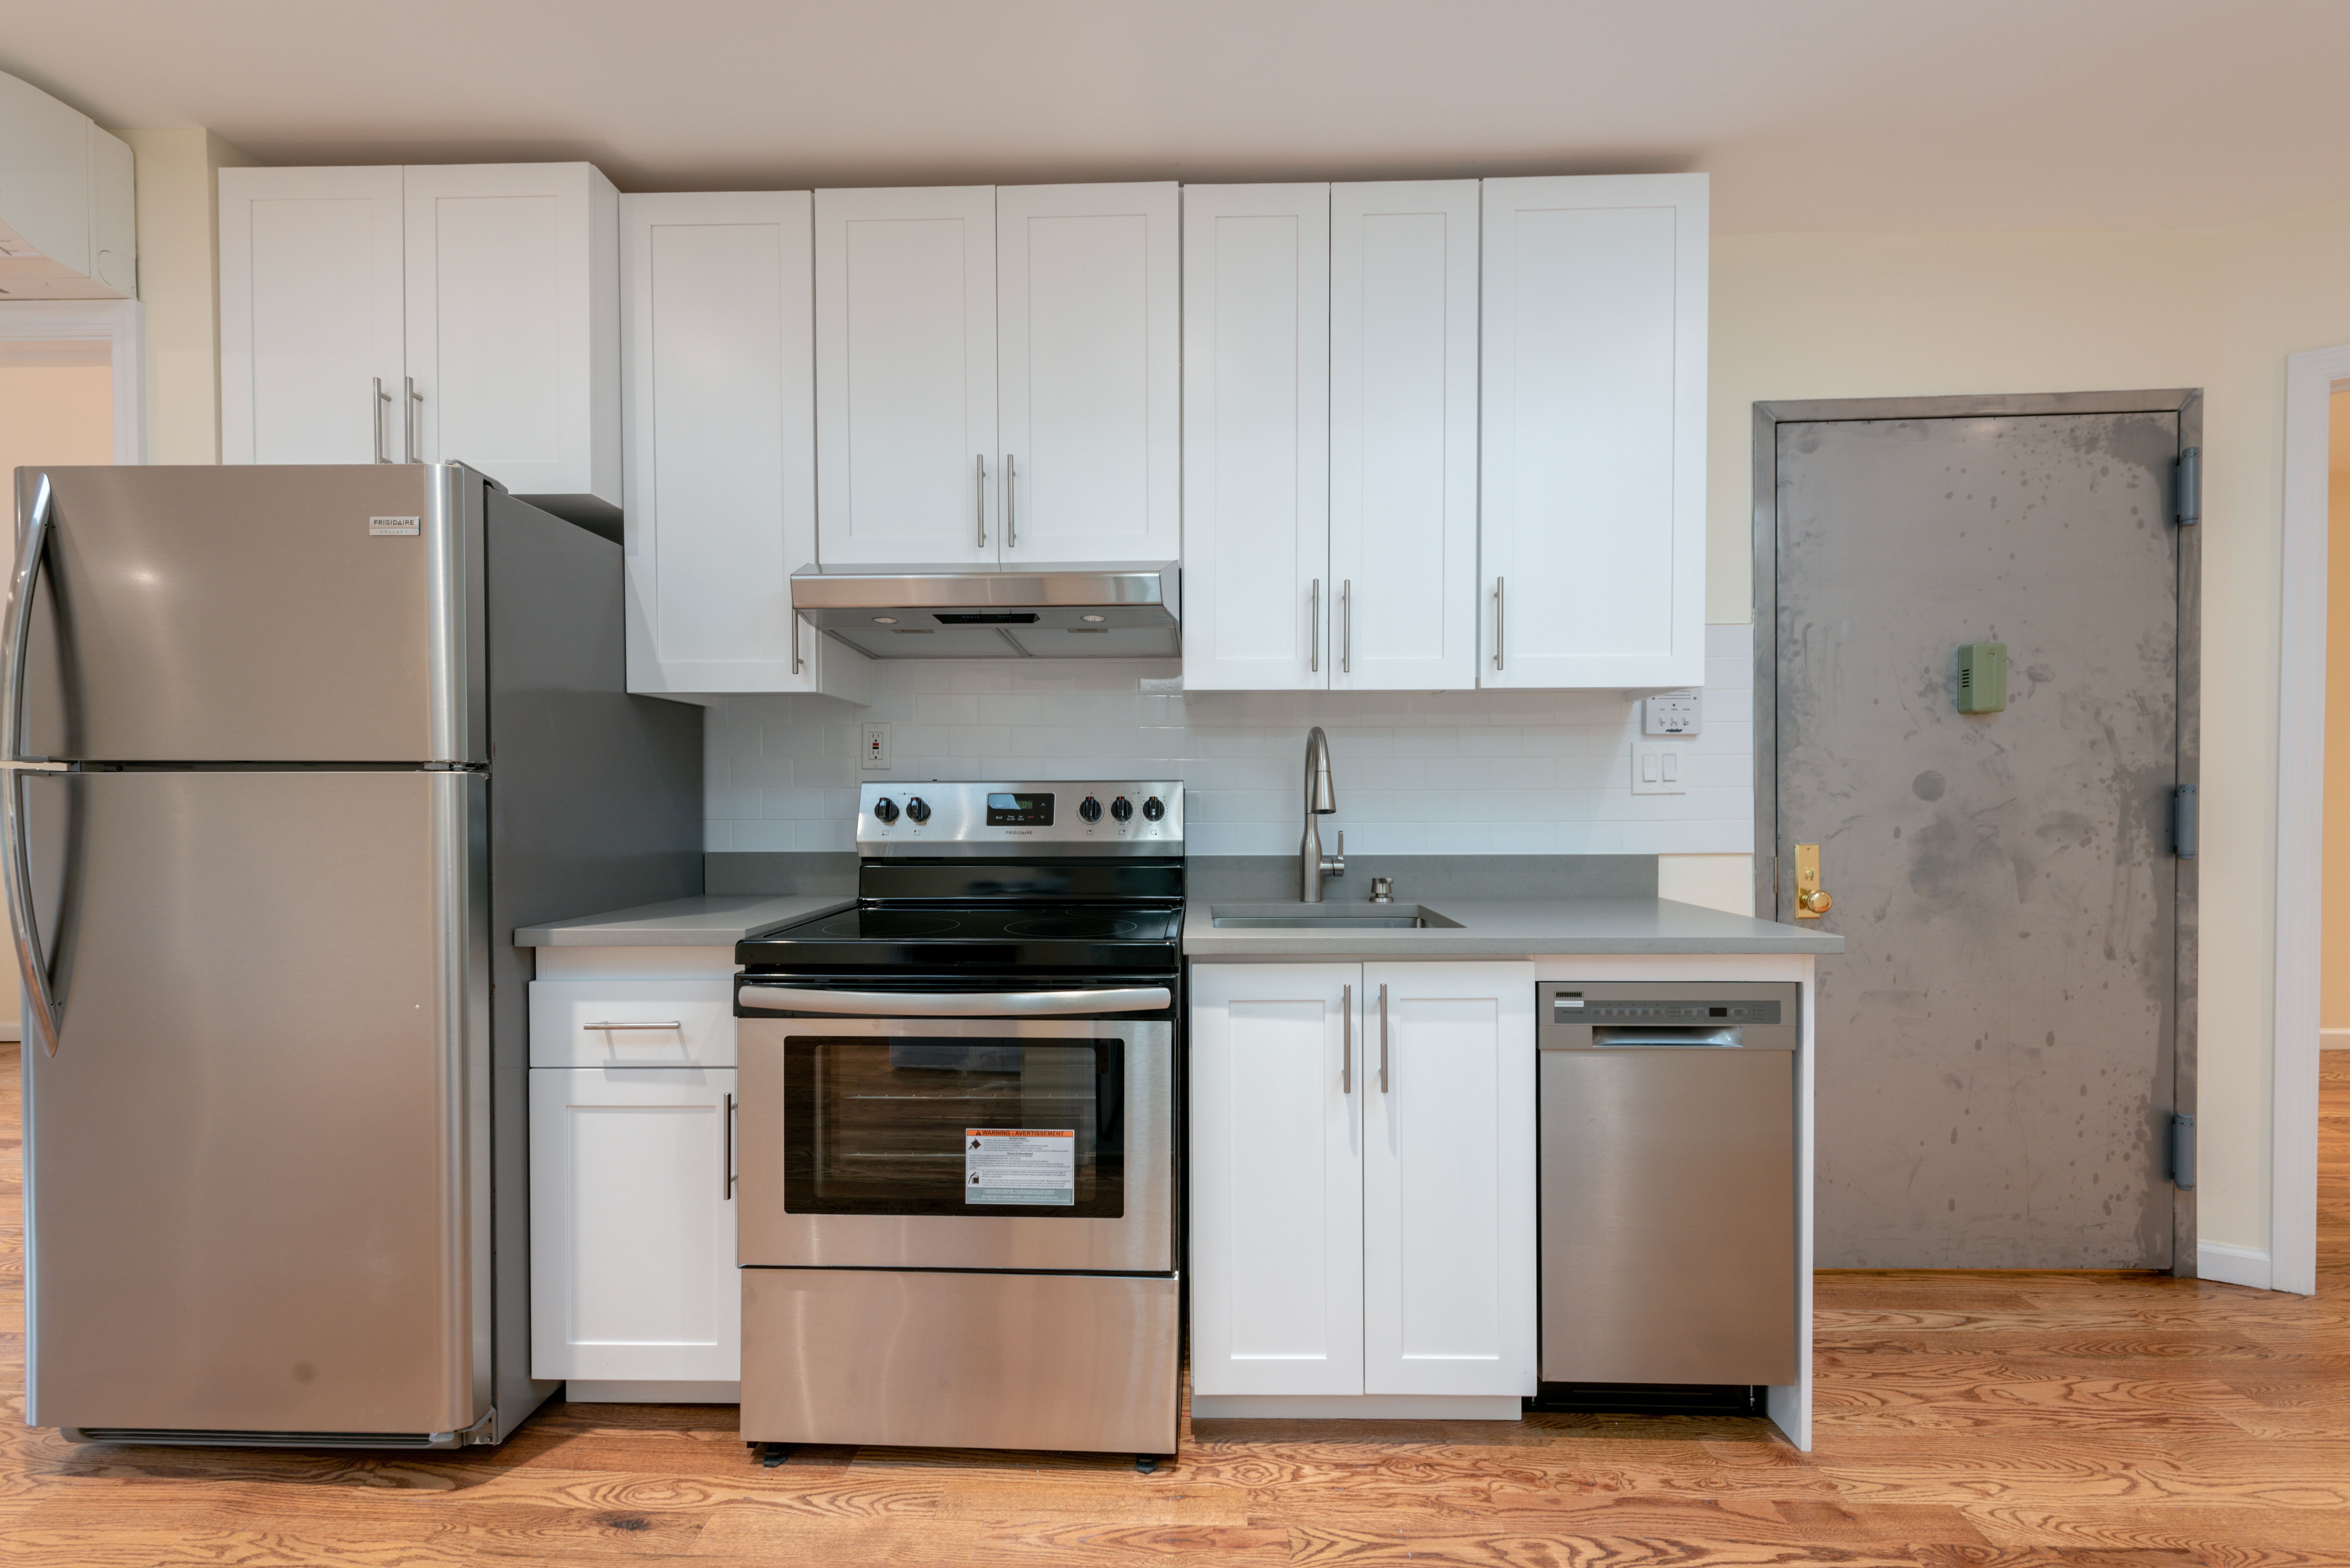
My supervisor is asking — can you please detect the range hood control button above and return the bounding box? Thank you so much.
[873,798,899,824]
[1110,796,1133,822]
[1141,796,1165,821]
[904,796,930,824]
[1079,796,1103,822]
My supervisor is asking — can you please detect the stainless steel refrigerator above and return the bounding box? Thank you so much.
[6,464,701,1448]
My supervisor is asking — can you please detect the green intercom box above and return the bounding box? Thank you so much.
[1957,642,2007,713]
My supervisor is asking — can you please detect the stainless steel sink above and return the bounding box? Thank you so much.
[1209,902,1463,930]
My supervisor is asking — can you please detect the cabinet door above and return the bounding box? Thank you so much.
[1180,185,1331,691]
[403,163,621,515]
[620,192,865,701]
[1361,962,1536,1396]
[1479,174,1707,689]
[218,166,406,465]
[529,1067,739,1382]
[1330,181,1481,691]
[814,186,997,566]
[996,182,1179,564]
[1189,963,1363,1396]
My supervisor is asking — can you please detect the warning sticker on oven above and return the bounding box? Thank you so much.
[964,1128,1075,1205]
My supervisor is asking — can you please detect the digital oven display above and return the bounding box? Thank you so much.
[986,792,1054,826]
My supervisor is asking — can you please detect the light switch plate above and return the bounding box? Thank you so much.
[1631,743,1686,795]
[860,723,891,770]
[1643,690,1702,735]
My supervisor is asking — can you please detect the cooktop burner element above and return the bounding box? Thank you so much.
[1001,915,1144,939]
[811,911,963,939]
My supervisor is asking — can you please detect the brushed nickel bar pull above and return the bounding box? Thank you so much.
[975,454,988,549]
[1341,982,1353,1094]
[724,1092,737,1199]
[791,610,807,677]
[1378,982,1390,1093]
[405,376,423,464]
[582,1020,684,1030]
[373,378,392,463]
[1341,578,1351,675]
[1311,578,1321,674]
[1493,577,1505,672]
[1004,452,1017,548]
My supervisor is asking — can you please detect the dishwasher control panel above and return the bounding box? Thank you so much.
[1538,982,1799,1051]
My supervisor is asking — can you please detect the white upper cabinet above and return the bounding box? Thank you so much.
[403,164,621,518]
[620,192,867,702]
[219,163,622,524]
[1329,181,1481,691]
[1479,174,1707,689]
[995,183,1179,564]
[814,186,998,566]
[220,166,407,466]
[1179,185,1331,692]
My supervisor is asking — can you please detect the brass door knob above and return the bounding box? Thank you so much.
[1799,888,1833,915]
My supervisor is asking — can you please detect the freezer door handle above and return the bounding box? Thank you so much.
[2,472,65,1055]
[738,984,1171,1017]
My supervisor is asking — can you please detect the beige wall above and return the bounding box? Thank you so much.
[116,128,256,464]
[2324,392,2350,1034]
[1708,201,2350,1258]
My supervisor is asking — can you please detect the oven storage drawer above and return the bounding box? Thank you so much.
[741,1268,1179,1455]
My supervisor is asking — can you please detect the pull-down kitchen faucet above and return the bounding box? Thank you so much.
[1300,726,1346,902]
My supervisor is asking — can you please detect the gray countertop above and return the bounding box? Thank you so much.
[1182,897,1845,958]
[515,894,850,947]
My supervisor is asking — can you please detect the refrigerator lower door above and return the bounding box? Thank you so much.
[16,769,492,1441]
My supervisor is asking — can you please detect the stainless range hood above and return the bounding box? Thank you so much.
[791,563,1180,659]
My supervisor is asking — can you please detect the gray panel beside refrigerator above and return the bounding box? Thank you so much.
[6,464,701,1449]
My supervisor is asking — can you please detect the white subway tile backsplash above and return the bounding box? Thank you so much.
[703,625,1758,856]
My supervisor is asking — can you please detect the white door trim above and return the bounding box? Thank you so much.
[2272,343,2350,1297]
[0,297,145,463]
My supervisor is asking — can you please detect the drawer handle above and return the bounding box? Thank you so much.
[583,1020,683,1031]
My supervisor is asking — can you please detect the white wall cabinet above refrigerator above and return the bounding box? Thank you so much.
[814,182,1179,569]
[0,70,136,299]
[620,191,868,704]
[219,162,622,527]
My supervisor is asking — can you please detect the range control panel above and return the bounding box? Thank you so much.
[858,780,1184,857]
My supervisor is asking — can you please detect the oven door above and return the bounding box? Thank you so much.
[736,1000,1173,1274]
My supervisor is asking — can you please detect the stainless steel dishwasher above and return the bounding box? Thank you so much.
[1537,981,1799,1396]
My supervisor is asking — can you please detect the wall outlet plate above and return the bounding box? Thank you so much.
[860,722,891,770]
[1643,690,1702,735]
[1631,743,1687,795]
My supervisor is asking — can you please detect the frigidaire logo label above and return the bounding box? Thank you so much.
[370,516,421,536]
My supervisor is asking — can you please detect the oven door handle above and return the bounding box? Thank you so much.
[737,984,1172,1017]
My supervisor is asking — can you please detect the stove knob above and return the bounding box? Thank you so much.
[1141,795,1165,821]
[873,797,899,824]
[1078,795,1103,823]
[1110,796,1133,822]
[905,795,930,823]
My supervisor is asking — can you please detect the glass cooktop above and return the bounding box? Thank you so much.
[738,902,1182,972]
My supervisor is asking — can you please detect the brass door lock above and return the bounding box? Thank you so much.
[1794,844,1831,919]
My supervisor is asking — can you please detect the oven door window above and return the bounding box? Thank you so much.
[784,1037,1125,1217]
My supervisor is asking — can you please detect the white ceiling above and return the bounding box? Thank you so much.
[7,0,2348,234]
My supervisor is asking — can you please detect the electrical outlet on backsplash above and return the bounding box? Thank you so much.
[704,626,1755,856]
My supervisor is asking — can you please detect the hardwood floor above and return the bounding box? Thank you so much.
[3,1041,2346,1565]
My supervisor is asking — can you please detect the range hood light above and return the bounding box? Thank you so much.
[1081,614,1106,623]
[871,615,898,624]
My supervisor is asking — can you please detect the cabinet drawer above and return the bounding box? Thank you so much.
[529,980,736,1066]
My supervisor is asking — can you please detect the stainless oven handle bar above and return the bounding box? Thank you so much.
[737,984,1171,1017]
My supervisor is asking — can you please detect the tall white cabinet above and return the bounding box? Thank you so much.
[219,162,622,523]
[1189,960,1537,1412]
[619,192,867,702]
[1479,174,1708,689]
[814,183,1179,569]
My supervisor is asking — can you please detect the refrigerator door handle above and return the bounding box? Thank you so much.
[3,473,65,1055]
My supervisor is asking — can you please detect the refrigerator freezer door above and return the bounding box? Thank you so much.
[19,769,492,1438]
[10,465,485,763]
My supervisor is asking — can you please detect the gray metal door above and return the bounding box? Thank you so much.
[11,465,484,763]
[19,769,490,1436]
[1760,397,2196,1269]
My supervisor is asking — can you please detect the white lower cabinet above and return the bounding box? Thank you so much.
[528,1066,739,1388]
[1189,961,1536,1403]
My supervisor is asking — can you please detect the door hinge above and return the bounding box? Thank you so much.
[2169,1113,2196,1189]
[2175,446,2200,525]
[2171,784,2198,859]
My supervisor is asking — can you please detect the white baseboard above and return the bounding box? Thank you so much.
[2197,1242,2274,1290]
[2322,1028,2350,1050]
[1189,1394,1523,1421]
[564,1379,739,1404]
